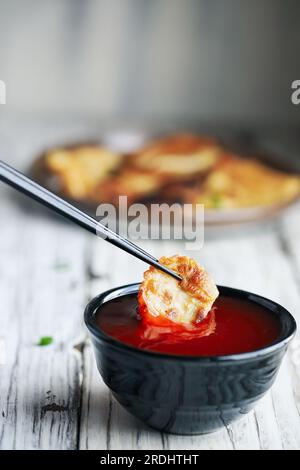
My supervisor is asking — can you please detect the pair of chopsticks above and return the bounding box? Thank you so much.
[0,160,181,281]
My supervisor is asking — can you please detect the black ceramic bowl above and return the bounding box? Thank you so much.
[84,284,296,435]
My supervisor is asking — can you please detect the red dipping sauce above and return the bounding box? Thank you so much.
[96,294,281,356]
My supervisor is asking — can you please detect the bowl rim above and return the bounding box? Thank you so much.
[84,283,297,363]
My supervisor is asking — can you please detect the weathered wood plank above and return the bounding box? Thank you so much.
[0,117,109,450]
[252,395,283,450]
[0,196,89,449]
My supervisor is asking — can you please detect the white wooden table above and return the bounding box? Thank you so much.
[0,117,300,450]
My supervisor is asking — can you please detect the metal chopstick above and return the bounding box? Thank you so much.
[0,160,182,281]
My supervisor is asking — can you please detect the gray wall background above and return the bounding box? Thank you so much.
[0,0,299,126]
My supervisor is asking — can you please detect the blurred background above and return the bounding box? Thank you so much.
[0,0,300,129]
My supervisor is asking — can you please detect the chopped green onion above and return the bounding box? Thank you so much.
[211,193,223,208]
[37,336,53,346]
[53,262,71,271]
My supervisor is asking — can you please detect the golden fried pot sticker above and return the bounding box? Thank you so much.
[138,255,219,327]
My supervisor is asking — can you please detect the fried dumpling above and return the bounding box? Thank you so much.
[128,134,221,179]
[45,145,122,199]
[138,255,219,327]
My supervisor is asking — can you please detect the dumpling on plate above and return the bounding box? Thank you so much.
[45,145,122,200]
[92,169,164,205]
[128,133,221,180]
[160,153,300,210]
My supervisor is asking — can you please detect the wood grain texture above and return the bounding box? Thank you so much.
[0,119,299,449]
[0,197,89,449]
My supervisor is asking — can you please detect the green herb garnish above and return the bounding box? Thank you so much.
[53,262,71,272]
[37,336,53,346]
[211,193,223,209]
